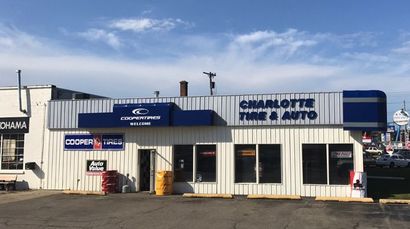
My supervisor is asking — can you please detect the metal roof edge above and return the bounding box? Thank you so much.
[48,90,345,103]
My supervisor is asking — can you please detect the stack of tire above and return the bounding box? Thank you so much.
[102,170,118,193]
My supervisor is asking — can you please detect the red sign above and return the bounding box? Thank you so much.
[362,132,371,143]
[93,135,102,150]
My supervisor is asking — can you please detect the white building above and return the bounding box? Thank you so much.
[0,85,103,189]
[0,83,387,197]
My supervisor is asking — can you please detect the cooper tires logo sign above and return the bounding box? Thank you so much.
[132,108,149,115]
[64,134,124,150]
[120,107,161,125]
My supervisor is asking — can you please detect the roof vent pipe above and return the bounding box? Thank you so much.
[180,81,188,96]
[16,70,27,114]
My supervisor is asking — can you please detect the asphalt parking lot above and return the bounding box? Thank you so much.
[0,191,409,229]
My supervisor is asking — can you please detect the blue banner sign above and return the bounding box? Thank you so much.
[64,134,124,150]
[79,103,172,128]
[78,103,214,128]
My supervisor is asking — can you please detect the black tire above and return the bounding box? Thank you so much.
[390,162,395,168]
[407,163,410,168]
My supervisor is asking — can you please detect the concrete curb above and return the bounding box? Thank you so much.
[379,199,410,205]
[247,194,301,200]
[182,193,233,199]
[62,190,106,196]
[316,196,374,203]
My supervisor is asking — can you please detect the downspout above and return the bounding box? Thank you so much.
[16,70,27,114]
[39,102,47,189]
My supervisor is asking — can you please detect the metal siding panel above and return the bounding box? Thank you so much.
[47,102,54,128]
[51,101,57,129]
[57,102,63,129]
[46,131,52,189]
[330,93,335,124]
[48,92,344,129]
[295,93,301,125]
[285,128,291,195]
[43,123,360,197]
[231,96,237,126]
[296,127,302,195]
[47,102,52,128]
[71,101,76,129]
[49,131,56,189]
[67,101,73,129]
[292,127,297,195]
[290,128,295,195]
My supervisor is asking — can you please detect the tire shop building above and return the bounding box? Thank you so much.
[39,83,387,197]
[0,82,387,197]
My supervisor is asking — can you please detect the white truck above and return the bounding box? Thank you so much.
[365,147,383,157]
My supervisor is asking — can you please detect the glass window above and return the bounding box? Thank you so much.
[1,134,24,170]
[235,145,256,183]
[196,145,216,182]
[259,144,281,183]
[329,144,353,185]
[302,144,327,184]
[174,145,193,182]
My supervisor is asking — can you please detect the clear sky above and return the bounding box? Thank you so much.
[0,0,410,119]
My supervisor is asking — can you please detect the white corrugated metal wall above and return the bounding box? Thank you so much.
[47,92,343,129]
[42,125,361,197]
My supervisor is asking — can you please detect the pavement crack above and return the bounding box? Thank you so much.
[141,205,166,214]
[379,203,393,229]
[232,221,238,229]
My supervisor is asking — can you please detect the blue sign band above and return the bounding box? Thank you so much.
[343,90,387,131]
[78,102,214,128]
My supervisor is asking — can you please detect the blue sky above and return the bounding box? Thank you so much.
[0,0,410,118]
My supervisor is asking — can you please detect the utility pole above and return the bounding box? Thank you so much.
[405,100,408,147]
[203,72,216,96]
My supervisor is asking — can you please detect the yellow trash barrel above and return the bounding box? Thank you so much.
[155,171,173,195]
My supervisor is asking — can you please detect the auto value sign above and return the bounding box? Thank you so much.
[86,160,106,175]
[64,134,124,150]
[0,117,29,133]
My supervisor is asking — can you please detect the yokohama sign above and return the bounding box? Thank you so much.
[0,117,29,133]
